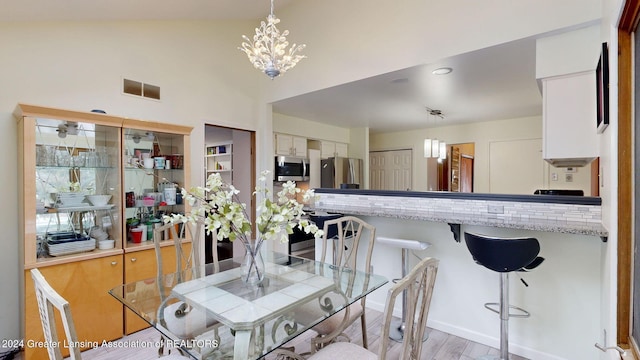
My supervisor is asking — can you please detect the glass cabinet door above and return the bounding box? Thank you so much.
[123,127,186,247]
[33,117,121,262]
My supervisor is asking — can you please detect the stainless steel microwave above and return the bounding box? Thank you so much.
[274,156,309,182]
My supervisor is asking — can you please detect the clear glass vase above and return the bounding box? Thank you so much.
[241,241,265,285]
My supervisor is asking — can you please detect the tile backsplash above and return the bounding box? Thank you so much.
[313,192,606,236]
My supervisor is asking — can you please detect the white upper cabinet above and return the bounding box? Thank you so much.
[320,141,348,158]
[275,133,307,157]
[292,136,307,157]
[542,71,598,167]
[335,142,348,157]
[320,141,335,158]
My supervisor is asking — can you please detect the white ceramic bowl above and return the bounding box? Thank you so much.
[57,192,86,206]
[93,232,108,241]
[87,194,112,206]
[98,239,115,250]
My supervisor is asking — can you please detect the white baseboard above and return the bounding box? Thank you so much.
[366,301,567,360]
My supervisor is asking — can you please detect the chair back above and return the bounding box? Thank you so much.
[464,232,540,272]
[319,216,376,273]
[378,257,439,360]
[154,219,216,284]
[30,268,82,360]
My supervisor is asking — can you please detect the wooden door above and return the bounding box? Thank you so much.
[123,244,191,334]
[619,3,638,352]
[123,249,158,334]
[459,156,474,193]
[24,255,123,360]
[450,146,461,191]
[590,157,600,196]
[369,149,412,190]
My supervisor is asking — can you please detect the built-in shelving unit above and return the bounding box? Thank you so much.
[15,103,193,359]
[205,141,233,183]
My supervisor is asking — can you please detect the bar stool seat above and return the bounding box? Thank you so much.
[376,236,431,342]
[464,232,544,360]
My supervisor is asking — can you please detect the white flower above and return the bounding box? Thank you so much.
[164,171,324,249]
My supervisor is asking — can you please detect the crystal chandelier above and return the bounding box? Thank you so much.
[239,0,306,79]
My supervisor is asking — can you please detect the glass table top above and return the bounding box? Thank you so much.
[109,252,388,359]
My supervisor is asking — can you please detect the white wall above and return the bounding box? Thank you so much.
[0,19,263,344]
[536,24,602,79]
[370,116,545,193]
[273,112,350,143]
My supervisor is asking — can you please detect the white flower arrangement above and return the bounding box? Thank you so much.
[164,170,323,253]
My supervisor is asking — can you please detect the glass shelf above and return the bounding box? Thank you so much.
[38,204,116,214]
[36,165,116,170]
[124,167,184,172]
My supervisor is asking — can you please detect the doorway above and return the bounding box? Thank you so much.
[204,124,255,263]
[429,143,474,192]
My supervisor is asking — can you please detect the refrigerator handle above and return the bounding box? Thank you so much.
[349,158,355,183]
[303,158,308,181]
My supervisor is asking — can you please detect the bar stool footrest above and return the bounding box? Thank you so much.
[484,302,530,318]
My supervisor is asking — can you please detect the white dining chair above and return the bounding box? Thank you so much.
[31,268,82,360]
[31,268,190,360]
[281,257,439,360]
[294,216,377,352]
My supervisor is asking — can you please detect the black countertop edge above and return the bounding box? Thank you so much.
[313,188,602,206]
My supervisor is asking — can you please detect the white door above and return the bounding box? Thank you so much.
[489,138,545,194]
[369,149,412,190]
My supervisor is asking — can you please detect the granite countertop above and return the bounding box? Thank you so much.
[312,189,608,239]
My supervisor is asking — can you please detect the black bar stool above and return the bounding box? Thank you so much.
[464,232,544,360]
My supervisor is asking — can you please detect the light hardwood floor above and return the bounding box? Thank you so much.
[18,308,528,360]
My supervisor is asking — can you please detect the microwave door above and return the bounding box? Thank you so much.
[275,156,309,182]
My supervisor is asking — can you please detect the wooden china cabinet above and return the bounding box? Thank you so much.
[16,104,192,359]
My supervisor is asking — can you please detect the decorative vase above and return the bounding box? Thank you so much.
[241,241,265,285]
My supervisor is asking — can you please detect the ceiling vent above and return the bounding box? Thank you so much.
[123,78,160,100]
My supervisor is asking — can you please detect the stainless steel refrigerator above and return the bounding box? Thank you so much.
[321,157,363,188]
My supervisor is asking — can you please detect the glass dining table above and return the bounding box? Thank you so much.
[109,252,388,359]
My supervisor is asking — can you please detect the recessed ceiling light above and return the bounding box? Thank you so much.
[432,67,453,75]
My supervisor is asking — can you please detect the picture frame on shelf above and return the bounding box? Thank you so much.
[596,42,609,134]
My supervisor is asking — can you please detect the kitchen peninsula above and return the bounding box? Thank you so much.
[311,188,606,360]
[313,189,607,240]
